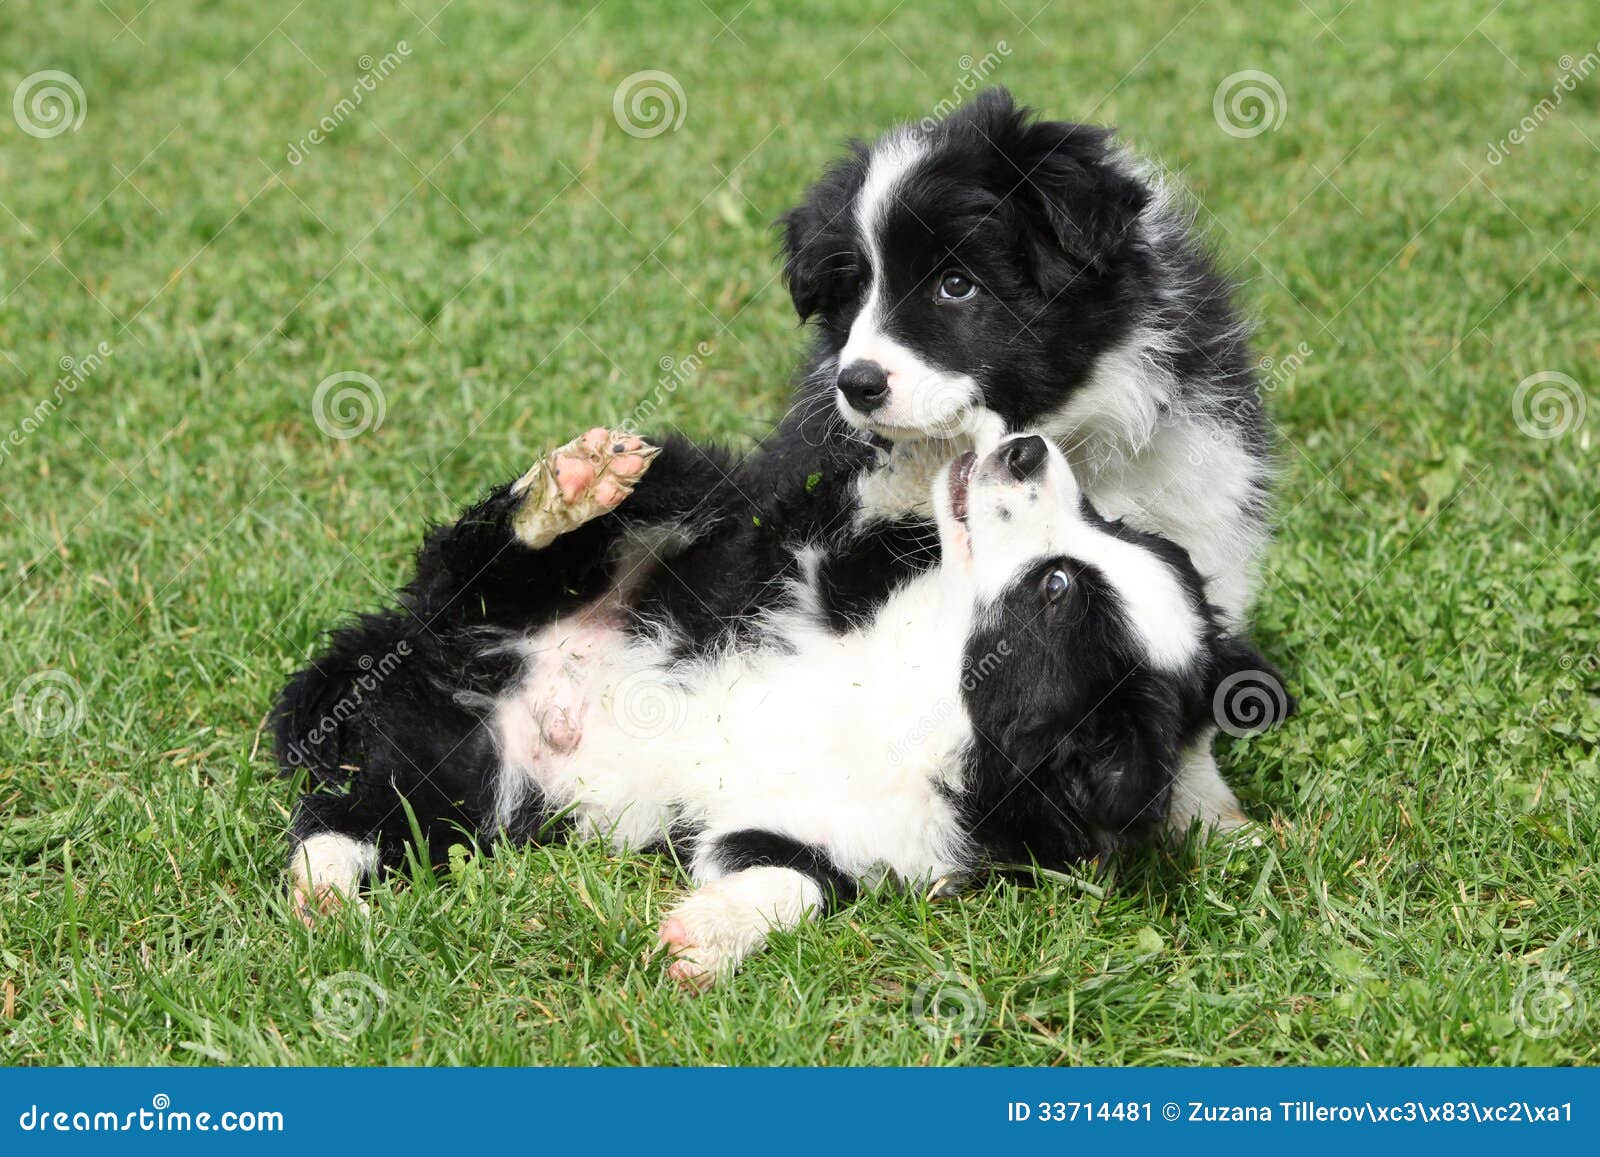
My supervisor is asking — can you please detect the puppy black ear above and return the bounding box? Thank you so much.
[991,712,1176,852]
[1208,634,1295,734]
[779,201,826,321]
[1076,721,1177,834]
[954,88,1150,285]
[1017,120,1149,279]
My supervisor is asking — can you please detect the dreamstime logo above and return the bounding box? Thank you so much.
[907,376,981,437]
[612,70,687,139]
[1212,668,1289,738]
[911,970,988,1039]
[310,972,388,1039]
[1487,43,1600,165]
[618,340,712,431]
[1512,371,1585,441]
[916,42,1012,133]
[281,642,411,768]
[13,70,86,139]
[889,642,1010,767]
[1512,970,1585,1040]
[1184,423,1232,468]
[609,670,687,739]
[1212,70,1287,139]
[15,1092,284,1134]
[12,669,85,739]
[1506,645,1599,746]
[1,340,113,469]
[285,41,412,165]
[312,371,386,439]
[1260,341,1314,393]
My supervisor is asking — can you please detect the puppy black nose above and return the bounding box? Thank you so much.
[837,360,890,413]
[999,435,1048,481]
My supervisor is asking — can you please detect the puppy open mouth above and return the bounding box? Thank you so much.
[948,450,977,524]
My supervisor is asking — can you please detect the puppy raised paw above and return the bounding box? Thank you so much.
[511,427,660,548]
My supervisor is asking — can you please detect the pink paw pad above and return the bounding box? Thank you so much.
[292,883,348,928]
[553,456,597,503]
[656,918,714,991]
[512,427,660,548]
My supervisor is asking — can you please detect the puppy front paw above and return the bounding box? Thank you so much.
[511,427,659,548]
[656,891,760,991]
[654,866,824,991]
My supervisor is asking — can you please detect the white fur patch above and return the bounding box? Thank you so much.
[835,133,984,439]
[851,415,1006,528]
[1058,521,1204,672]
[1163,734,1247,836]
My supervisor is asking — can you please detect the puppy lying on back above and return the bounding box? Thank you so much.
[275,430,1284,985]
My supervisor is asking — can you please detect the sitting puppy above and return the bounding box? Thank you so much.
[276,429,1282,985]
[688,87,1281,838]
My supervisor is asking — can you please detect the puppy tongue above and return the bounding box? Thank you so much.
[949,451,976,523]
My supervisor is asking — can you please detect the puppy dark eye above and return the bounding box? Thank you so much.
[1042,567,1071,604]
[937,270,977,301]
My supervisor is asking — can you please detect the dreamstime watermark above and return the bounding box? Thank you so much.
[915,42,1012,134]
[1511,970,1586,1039]
[1212,668,1290,738]
[1506,643,1599,746]
[312,370,386,439]
[609,669,688,739]
[11,669,85,739]
[1184,421,1235,468]
[888,642,1011,767]
[13,70,86,138]
[1560,644,1600,676]
[1487,43,1600,165]
[0,341,112,469]
[1213,70,1287,139]
[310,972,388,1039]
[907,375,984,438]
[910,970,988,1039]
[1260,341,1314,393]
[1512,371,1585,441]
[16,1093,284,1134]
[281,642,411,767]
[617,340,712,431]
[612,70,687,139]
[285,42,412,165]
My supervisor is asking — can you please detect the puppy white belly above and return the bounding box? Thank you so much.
[488,611,673,841]
[668,606,975,885]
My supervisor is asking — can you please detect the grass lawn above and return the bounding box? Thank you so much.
[1,0,1596,1066]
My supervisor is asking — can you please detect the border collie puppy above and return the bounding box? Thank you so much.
[276,429,1281,985]
[760,86,1277,833]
